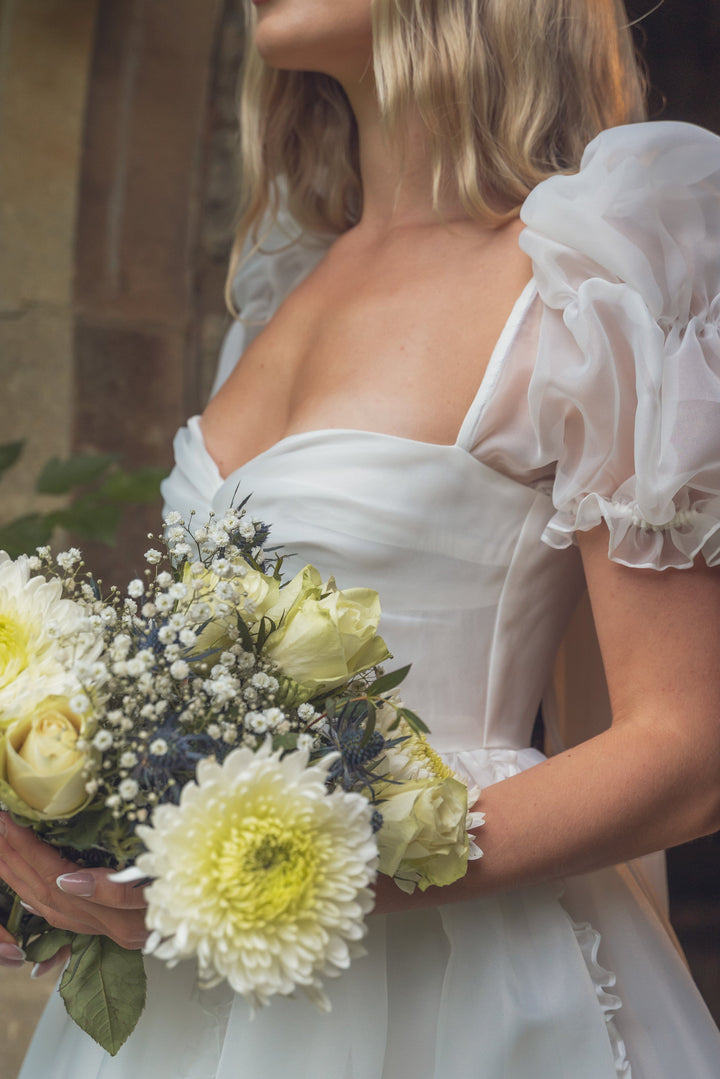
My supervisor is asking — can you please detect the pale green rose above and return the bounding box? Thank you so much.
[183,562,281,655]
[0,695,89,818]
[263,565,323,622]
[262,570,390,699]
[374,774,471,893]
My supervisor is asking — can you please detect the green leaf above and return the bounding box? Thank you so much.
[0,441,24,478]
[0,514,54,558]
[40,804,113,851]
[52,495,122,546]
[360,700,376,747]
[59,935,147,1056]
[36,453,117,495]
[25,929,74,963]
[273,731,299,752]
[396,706,429,735]
[98,466,166,503]
[369,664,411,697]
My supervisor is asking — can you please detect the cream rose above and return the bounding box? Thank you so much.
[262,570,390,699]
[1,696,88,817]
[183,562,281,655]
[374,775,473,893]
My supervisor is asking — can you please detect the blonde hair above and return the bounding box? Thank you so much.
[227,0,645,305]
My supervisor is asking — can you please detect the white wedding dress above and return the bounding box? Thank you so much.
[20,121,720,1078]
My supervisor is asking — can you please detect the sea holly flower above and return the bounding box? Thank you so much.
[137,742,377,1008]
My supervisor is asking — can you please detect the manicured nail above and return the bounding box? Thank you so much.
[31,954,66,979]
[56,872,95,897]
[20,901,40,915]
[0,942,25,963]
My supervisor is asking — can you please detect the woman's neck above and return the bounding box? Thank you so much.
[342,75,473,233]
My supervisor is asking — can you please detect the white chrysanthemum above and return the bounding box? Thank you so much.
[137,743,377,1008]
[0,552,98,722]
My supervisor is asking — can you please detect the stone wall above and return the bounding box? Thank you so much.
[0,0,97,522]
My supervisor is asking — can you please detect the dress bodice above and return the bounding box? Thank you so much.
[162,276,586,757]
[165,423,584,755]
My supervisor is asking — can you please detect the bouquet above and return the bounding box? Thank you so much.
[0,500,483,1053]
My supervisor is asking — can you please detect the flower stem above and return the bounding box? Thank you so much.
[6,894,23,939]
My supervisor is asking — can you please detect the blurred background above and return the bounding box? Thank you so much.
[0,1,718,1074]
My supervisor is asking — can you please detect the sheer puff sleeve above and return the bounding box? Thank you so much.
[520,121,720,570]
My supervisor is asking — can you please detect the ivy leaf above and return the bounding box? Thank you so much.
[98,466,166,503]
[59,935,147,1056]
[368,664,411,697]
[0,514,54,558]
[0,441,24,479]
[25,929,74,963]
[36,453,117,495]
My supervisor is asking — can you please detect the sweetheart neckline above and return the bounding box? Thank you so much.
[195,278,539,486]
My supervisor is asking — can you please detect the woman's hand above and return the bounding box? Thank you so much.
[0,813,148,953]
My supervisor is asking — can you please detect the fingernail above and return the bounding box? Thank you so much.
[0,815,7,837]
[20,900,41,915]
[56,872,95,897]
[0,942,25,962]
[31,955,66,979]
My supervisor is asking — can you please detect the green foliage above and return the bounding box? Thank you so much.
[59,935,147,1056]
[367,664,411,697]
[25,929,74,963]
[0,441,24,477]
[36,453,118,495]
[0,440,166,557]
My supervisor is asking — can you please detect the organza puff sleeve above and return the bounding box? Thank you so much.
[520,121,720,569]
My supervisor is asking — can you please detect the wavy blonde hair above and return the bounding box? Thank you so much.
[227,0,645,303]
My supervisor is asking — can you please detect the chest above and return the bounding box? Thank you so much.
[202,222,532,479]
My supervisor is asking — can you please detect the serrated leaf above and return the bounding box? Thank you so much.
[0,514,54,558]
[98,466,166,503]
[36,453,117,495]
[0,441,24,478]
[369,664,411,697]
[40,804,113,851]
[59,935,146,1056]
[25,928,74,963]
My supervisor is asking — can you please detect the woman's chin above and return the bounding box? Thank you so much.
[253,11,372,78]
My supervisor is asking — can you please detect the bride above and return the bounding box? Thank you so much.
[2,1,720,1076]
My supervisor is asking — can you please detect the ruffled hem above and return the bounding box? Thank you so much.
[543,492,720,570]
[567,917,632,1079]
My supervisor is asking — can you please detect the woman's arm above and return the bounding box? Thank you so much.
[375,525,720,913]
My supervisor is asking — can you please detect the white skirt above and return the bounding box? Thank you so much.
[19,749,720,1079]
